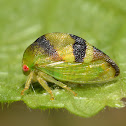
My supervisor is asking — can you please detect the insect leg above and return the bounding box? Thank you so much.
[37,76,54,100]
[38,72,77,96]
[21,71,34,95]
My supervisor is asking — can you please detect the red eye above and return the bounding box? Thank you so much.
[23,65,29,72]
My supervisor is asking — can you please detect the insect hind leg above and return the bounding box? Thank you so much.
[38,72,77,96]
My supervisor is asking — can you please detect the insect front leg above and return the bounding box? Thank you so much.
[37,76,54,100]
[21,71,34,95]
[38,72,77,96]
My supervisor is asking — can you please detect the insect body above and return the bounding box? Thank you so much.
[21,33,120,100]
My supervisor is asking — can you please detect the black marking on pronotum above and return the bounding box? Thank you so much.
[93,46,120,77]
[106,58,120,77]
[34,35,57,56]
[70,34,87,62]
[93,46,106,56]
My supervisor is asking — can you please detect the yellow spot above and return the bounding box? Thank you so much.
[100,61,115,78]
[101,63,106,70]
[57,45,74,62]
[45,33,75,49]
[84,42,94,63]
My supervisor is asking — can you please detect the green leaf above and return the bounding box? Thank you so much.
[0,0,126,117]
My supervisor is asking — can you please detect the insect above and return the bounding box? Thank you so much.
[21,32,120,100]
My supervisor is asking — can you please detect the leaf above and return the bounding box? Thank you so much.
[0,0,126,117]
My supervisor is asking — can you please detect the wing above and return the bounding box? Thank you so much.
[35,60,116,84]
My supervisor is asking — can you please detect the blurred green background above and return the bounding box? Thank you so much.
[0,0,126,125]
